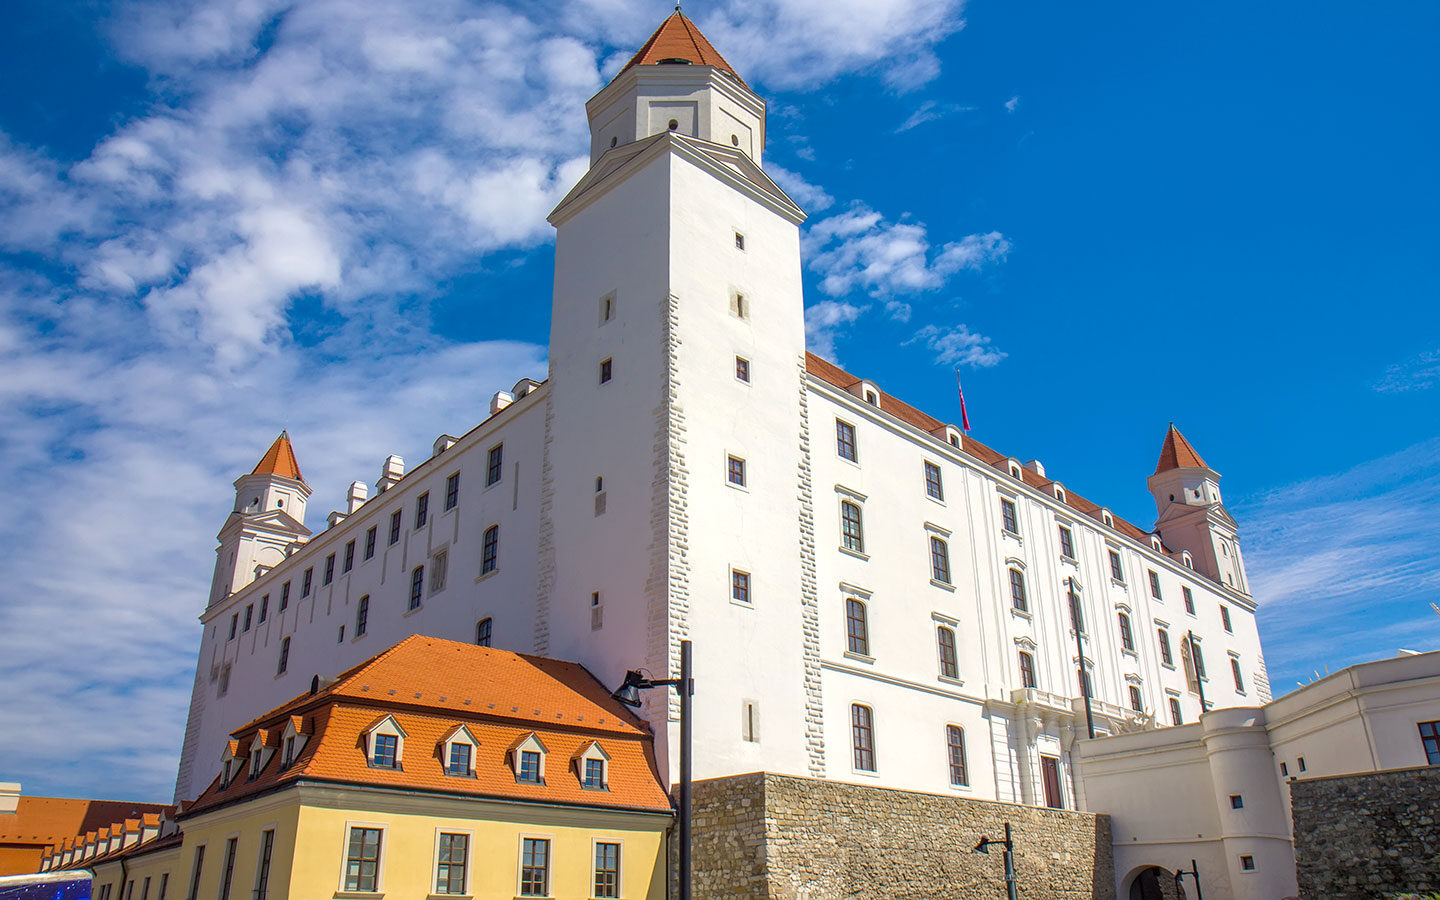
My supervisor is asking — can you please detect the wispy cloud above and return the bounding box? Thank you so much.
[895,100,974,133]
[804,299,867,360]
[768,163,835,212]
[905,322,1006,368]
[1004,95,1020,113]
[804,206,1009,298]
[1374,348,1440,393]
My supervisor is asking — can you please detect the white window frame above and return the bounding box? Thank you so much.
[431,826,474,896]
[515,834,554,898]
[591,837,625,900]
[338,821,387,895]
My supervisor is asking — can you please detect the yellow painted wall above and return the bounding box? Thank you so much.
[166,794,302,900]
[89,844,181,900]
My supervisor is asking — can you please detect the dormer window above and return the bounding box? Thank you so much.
[221,759,234,789]
[283,735,296,768]
[583,759,605,788]
[519,751,541,783]
[365,716,406,769]
[574,741,611,791]
[510,733,548,784]
[449,743,472,777]
[249,748,262,780]
[441,725,479,777]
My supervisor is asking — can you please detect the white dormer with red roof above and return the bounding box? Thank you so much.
[209,431,313,606]
[1146,424,1249,594]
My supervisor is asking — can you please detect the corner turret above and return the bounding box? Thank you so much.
[209,432,313,606]
[1146,424,1249,594]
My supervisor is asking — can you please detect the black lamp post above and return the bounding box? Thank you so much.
[973,822,1019,900]
[612,640,694,900]
[1068,576,1096,739]
[1175,858,1204,900]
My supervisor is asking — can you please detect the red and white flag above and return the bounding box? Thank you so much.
[955,369,972,433]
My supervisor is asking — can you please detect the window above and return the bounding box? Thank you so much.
[372,733,398,768]
[435,833,468,895]
[727,455,746,487]
[243,604,253,632]
[1240,855,1255,871]
[141,878,150,900]
[432,549,448,594]
[518,750,542,784]
[851,704,876,771]
[159,875,168,900]
[735,356,750,382]
[1008,568,1028,612]
[277,637,289,675]
[1118,612,1135,651]
[280,581,290,611]
[1058,525,1075,559]
[731,569,750,604]
[593,842,621,899]
[836,420,857,462]
[1230,794,1244,809]
[840,501,864,552]
[845,598,869,656]
[1418,721,1440,765]
[583,757,606,789]
[1068,587,1085,633]
[1183,586,1194,614]
[742,701,760,742]
[731,291,747,318]
[1158,628,1174,666]
[283,735,295,768]
[415,492,429,529]
[1190,639,1207,678]
[1169,697,1183,725]
[1129,685,1144,713]
[930,536,951,584]
[409,566,424,610]
[445,472,460,510]
[355,595,369,637]
[1000,498,1019,535]
[259,595,268,623]
[1109,550,1124,582]
[482,525,499,574]
[936,625,958,679]
[360,526,375,561]
[448,742,472,777]
[946,724,968,786]
[1298,756,1307,772]
[734,231,745,250]
[323,553,335,586]
[344,827,382,893]
[924,461,944,500]
[519,838,549,897]
[185,845,205,900]
[1148,570,1162,600]
[1221,605,1233,632]
[255,830,274,900]
[599,356,614,383]
[1018,651,1037,688]
[475,617,492,647]
[600,293,614,322]
[343,540,355,573]
[1280,762,1289,777]
[219,837,237,900]
[389,510,402,545]
[480,445,502,489]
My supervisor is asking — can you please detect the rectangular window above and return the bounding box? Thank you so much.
[946,724,968,786]
[600,293,614,322]
[1240,855,1255,871]
[1059,525,1075,559]
[1000,498,1019,535]
[323,553,335,586]
[1230,794,1244,809]
[1419,721,1440,765]
[364,526,377,560]
[851,704,875,771]
[141,878,150,900]
[159,874,168,900]
[389,510,402,545]
[1148,569,1162,600]
[845,598,869,656]
[243,604,253,632]
[583,758,605,789]
[344,827,382,893]
[1231,657,1245,692]
[1129,685,1144,713]
[836,420,857,462]
[356,595,369,637]
[1191,639,1207,678]
[518,750,542,783]
[445,472,460,510]
[259,595,268,623]
[481,525,499,574]
[436,833,468,895]
[1009,568,1028,611]
[735,356,750,382]
[448,742,472,777]
[283,735,295,768]
[930,536,951,584]
[742,701,759,742]
[735,231,745,250]
[1158,628,1174,666]
[185,849,205,900]
[1183,586,1195,613]
[1299,756,1307,772]
[1280,762,1288,777]
[255,829,274,900]
[599,357,613,383]
[1068,588,1085,633]
[280,581,290,611]
[924,461,944,500]
[936,625,958,679]
[1169,697,1183,725]
[727,455,746,487]
[840,501,864,553]
[1109,550,1124,582]
[1118,612,1135,651]
[1018,651,1036,689]
[519,838,549,897]
[593,842,620,900]
[415,492,429,529]
[487,445,504,486]
[409,566,424,610]
[731,570,750,604]
[219,837,237,900]
[277,637,289,675]
[343,540,355,573]
[227,612,237,639]
[1221,605,1233,632]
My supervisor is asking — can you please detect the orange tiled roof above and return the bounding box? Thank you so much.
[1153,423,1209,474]
[618,11,747,87]
[0,796,168,848]
[187,636,671,818]
[251,430,305,483]
[803,352,1173,552]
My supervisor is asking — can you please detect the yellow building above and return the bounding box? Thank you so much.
[47,636,672,900]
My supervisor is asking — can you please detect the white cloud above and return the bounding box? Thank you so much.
[1374,349,1440,393]
[1004,95,1019,113]
[905,322,1005,368]
[895,100,974,133]
[805,205,1009,298]
[767,163,835,212]
[804,299,866,360]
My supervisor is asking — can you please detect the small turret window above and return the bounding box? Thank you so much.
[668,119,678,131]
[610,136,618,148]
[731,133,739,146]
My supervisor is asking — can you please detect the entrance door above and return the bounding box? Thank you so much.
[1128,867,1167,900]
[1040,756,1063,809]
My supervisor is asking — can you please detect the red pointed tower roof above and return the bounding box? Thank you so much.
[1153,424,1209,474]
[618,10,747,87]
[252,430,305,484]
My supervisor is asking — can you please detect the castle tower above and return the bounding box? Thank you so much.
[1146,424,1249,594]
[209,432,313,607]
[540,11,814,784]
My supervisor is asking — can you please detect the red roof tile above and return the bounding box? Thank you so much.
[251,430,305,483]
[0,796,168,847]
[618,12,747,87]
[1153,423,1209,474]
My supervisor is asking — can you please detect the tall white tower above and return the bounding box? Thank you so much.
[539,11,818,784]
[208,431,313,606]
[1146,424,1249,594]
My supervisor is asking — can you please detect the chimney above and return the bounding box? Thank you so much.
[347,481,368,513]
[1024,459,1046,478]
[377,455,404,493]
[490,390,514,416]
[326,510,347,529]
[433,434,458,457]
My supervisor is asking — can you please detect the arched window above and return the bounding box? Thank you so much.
[840,501,864,553]
[409,565,424,610]
[1117,611,1135,651]
[936,625,958,679]
[1018,650,1037,688]
[476,617,492,647]
[1008,568,1028,612]
[930,537,951,584]
[850,704,875,772]
[277,637,290,676]
[481,525,499,574]
[355,595,369,637]
[945,725,968,786]
[845,598,869,656]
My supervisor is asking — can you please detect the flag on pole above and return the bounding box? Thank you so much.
[955,369,972,432]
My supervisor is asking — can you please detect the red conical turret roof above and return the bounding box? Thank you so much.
[1153,424,1209,474]
[618,11,747,87]
[252,430,305,484]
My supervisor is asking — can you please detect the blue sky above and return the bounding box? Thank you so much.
[0,0,1435,801]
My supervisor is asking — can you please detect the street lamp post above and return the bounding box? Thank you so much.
[612,640,694,900]
[973,822,1019,900]
[1175,858,1203,900]
[1068,576,1095,739]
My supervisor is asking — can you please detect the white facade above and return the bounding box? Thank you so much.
[1076,650,1440,900]
[174,15,1271,812]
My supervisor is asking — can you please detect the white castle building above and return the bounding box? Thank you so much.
[174,12,1269,810]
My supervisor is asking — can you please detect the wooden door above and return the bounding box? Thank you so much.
[1041,755,1063,809]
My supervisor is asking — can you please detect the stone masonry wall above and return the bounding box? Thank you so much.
[690,772,1115,900]
[1291,766,1440,899]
